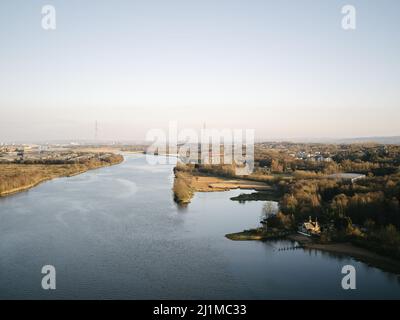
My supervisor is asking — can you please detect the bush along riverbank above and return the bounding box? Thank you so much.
[226,228,291,241]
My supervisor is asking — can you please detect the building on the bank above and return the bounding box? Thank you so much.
[298,216,321,236]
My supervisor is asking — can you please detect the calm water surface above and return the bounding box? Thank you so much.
[0,154,399,299]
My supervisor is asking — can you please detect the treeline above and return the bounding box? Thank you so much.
[255,144,400,176]
[17,153,123,166]
[258,157,397,176]
[175,162,237,178]
[174,162,280,185]
[278,174,400,227]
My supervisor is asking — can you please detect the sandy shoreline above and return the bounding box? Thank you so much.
[287,234,400,274]
[225,231,400,274]
[186,174,271,192]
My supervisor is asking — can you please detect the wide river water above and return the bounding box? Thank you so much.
[0,154,399,299]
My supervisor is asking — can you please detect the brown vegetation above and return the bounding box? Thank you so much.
[173,172,194,205]
[0,153,123,196]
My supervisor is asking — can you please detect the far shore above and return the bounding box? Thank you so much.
[0,155,124,197]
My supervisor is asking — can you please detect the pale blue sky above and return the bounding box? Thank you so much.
[0,0,399,141]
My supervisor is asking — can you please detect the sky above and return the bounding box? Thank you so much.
[0,0,399,142]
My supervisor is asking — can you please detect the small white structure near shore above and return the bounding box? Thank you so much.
[327,173,366,183]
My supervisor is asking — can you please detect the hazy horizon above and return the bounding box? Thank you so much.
[1,0,400,141]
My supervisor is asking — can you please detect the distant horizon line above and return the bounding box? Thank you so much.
[2,134,400,145]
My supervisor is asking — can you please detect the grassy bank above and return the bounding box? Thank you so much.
[0,154,123,197]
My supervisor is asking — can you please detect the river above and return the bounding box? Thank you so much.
[0,154,399,299]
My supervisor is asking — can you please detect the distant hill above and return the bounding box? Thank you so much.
[256,136,400,145]
[336,136,400,145]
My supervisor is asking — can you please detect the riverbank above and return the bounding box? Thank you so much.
[286,233,400,274]
[224,227,400,273]
[0,154,124,197]
[226,230,400,273]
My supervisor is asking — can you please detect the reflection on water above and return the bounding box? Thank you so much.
[0,154,399,299]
